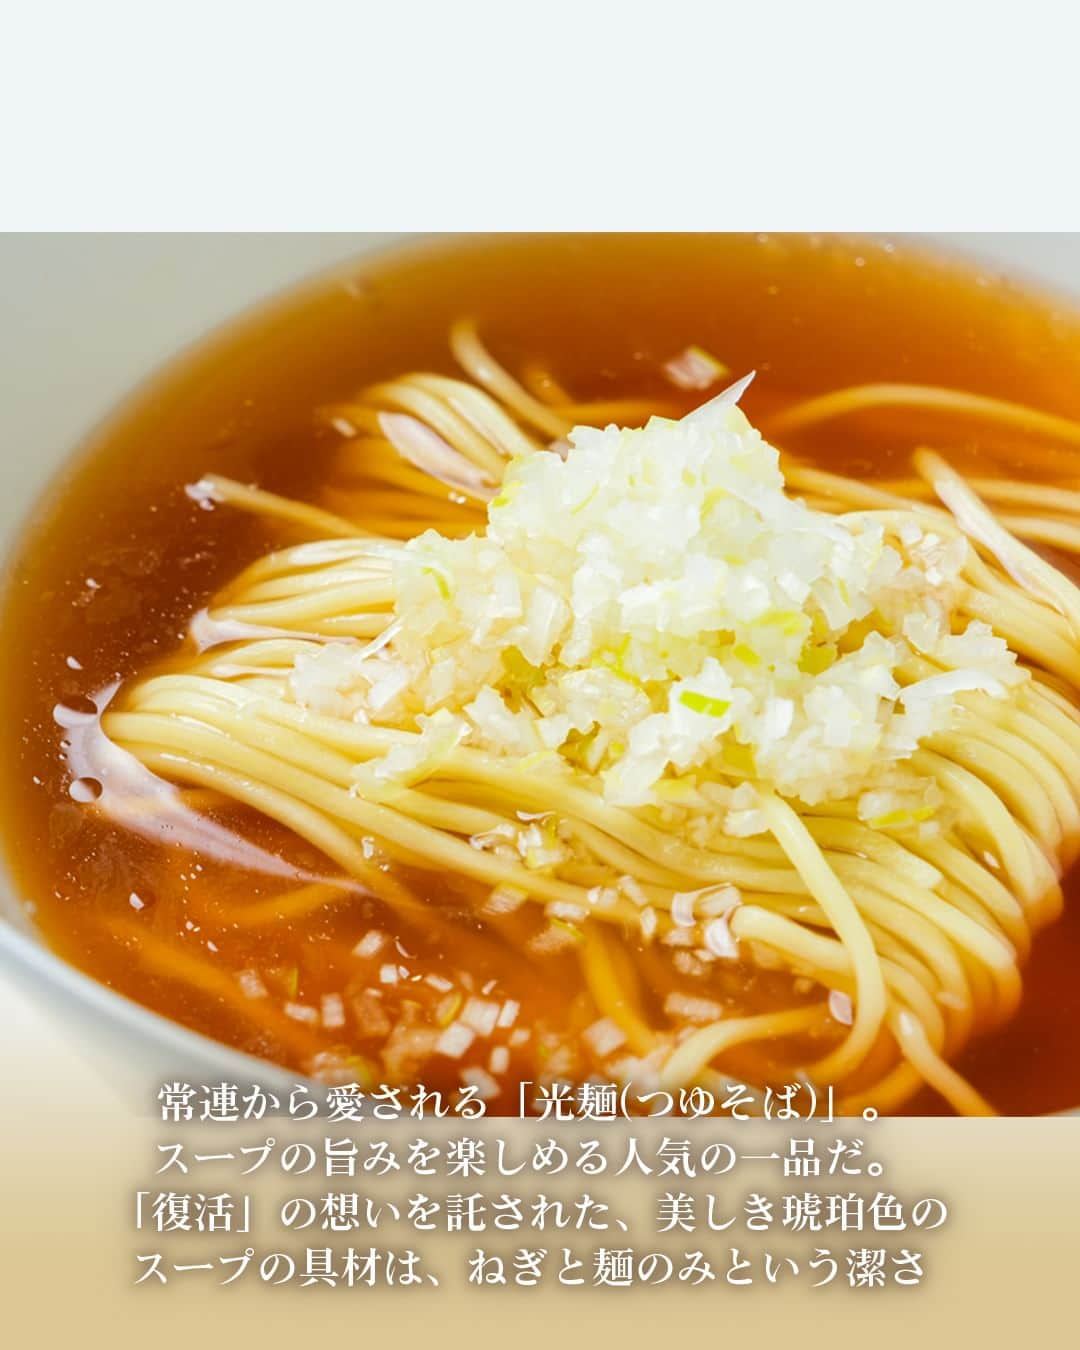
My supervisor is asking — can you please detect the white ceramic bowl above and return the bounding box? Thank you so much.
[1,233,1077,1094]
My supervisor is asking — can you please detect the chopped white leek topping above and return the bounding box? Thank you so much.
[662,344,731,391]
[290,394,1026,824]
[436,1022,476,1058]
[828,990,855,1026]
[703,915,739,960]
[583,1017,627,1057]
[460,997,501,1037]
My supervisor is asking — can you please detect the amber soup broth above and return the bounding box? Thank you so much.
[4,234,1080,1113]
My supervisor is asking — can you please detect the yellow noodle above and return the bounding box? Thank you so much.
[95,338,1080,1118]
[770,382,1080,449]
[660,1006,825,1090]
[579,924,658,1057]
[450,318,571,440]
[199,474,368,538]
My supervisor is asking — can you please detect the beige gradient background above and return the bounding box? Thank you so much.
[3,1011,1078,1348]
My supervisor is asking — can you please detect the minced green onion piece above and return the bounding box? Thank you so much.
[756,609,806,636]
[799,641,838,675]
[679,690,732,718]
[869,805,936,828]
[731,642,761,667]
[421,566,450,599]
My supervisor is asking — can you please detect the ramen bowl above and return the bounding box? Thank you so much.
[2,233,1079,1112]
